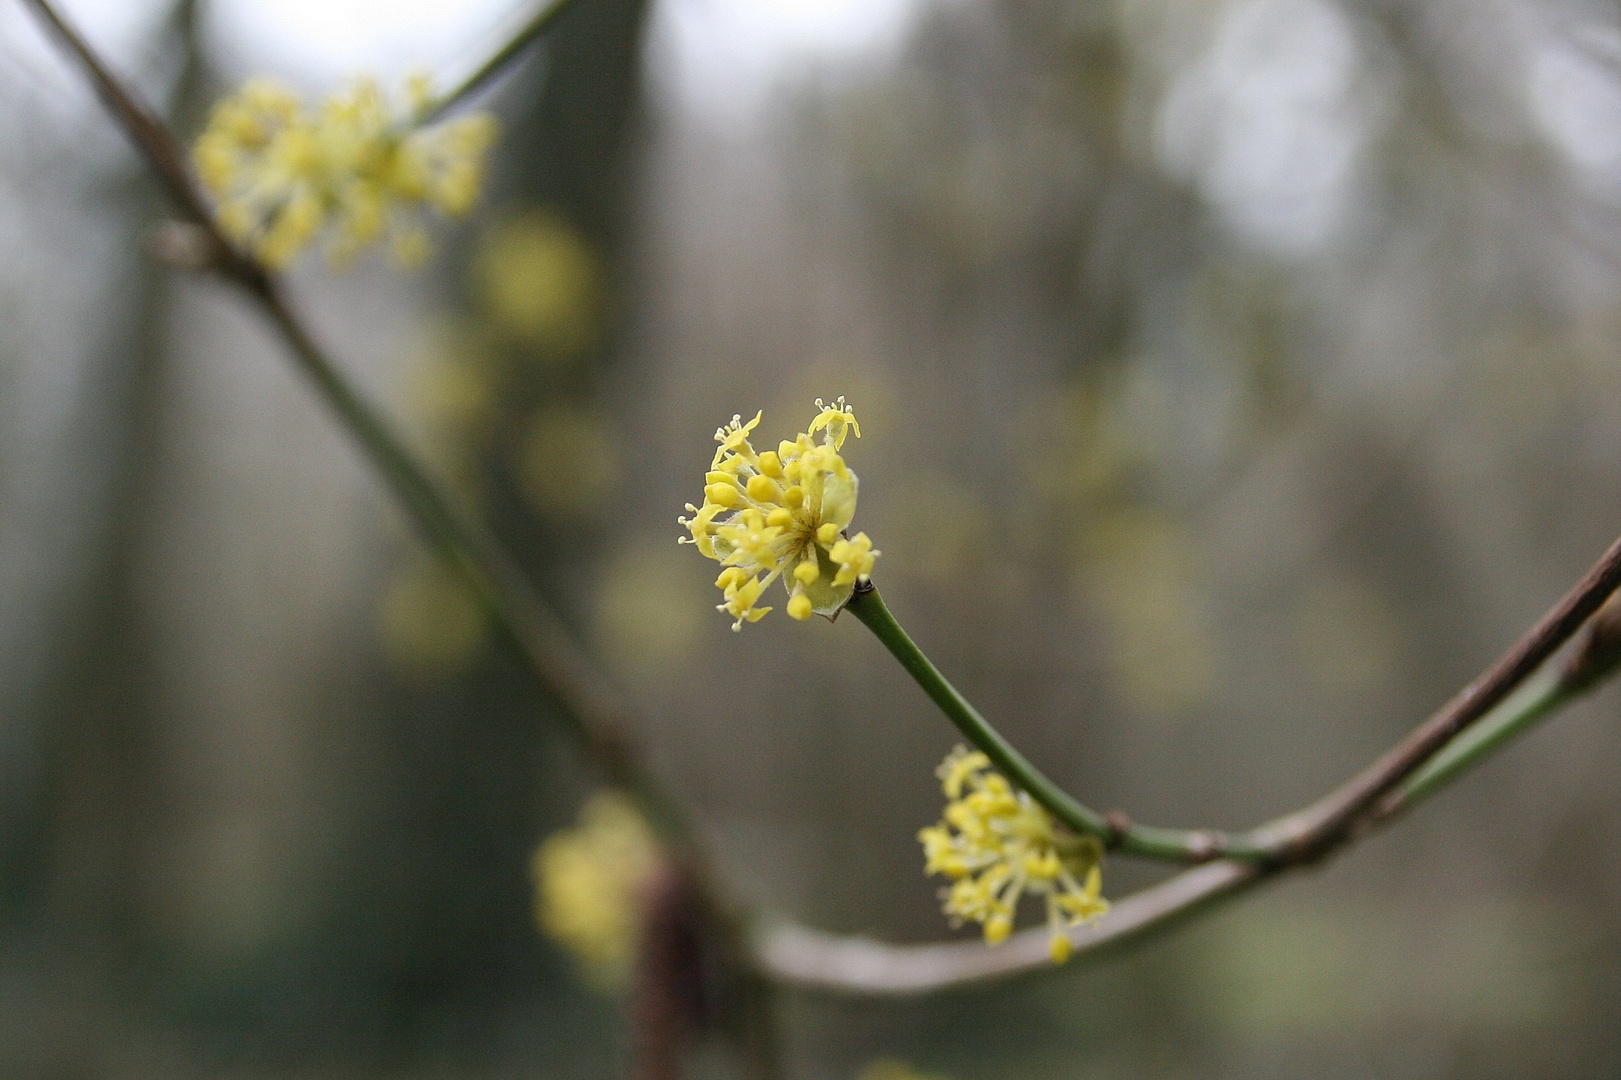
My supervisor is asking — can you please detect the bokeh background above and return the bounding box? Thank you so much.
[5,0,1621,1075]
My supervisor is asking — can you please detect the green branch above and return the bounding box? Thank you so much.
[1390,675,1572,811]
[421,0,582,122]
[844,584,1266,862]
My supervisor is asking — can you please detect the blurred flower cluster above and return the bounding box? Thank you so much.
[379,209,616,676]
[531,791,660,989]
[856,1059,951,1080]
[194,75,498,267]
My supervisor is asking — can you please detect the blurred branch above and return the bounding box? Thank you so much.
[632,863,707,1080]
[17,0,254,276]
[756,860,1259,995]
[1238,529,1621,860]
[21,1,768,1067]
[14,0,730,912]
[422,0,582,122]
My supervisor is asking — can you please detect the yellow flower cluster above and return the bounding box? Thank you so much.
[919,747,1109,964]
[532,791,660,989]
[679,398,879,629]
[194,75,498,268]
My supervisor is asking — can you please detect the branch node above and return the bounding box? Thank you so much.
[1103,809,1132,847]
[1561,592,1621,693]
[1187,830,1224,862]
[147,219,221,272]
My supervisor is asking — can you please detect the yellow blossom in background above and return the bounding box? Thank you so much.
[377,553,489,677]
[856,1060,949,1080]
[595,540,707,679]
[474,210,601,355]
[403,343,495,441]
[1080,508,1218,715]
[919,746,1109,964]
[881,474,987,585]
[679,397,879,629]
[516,403,620,519]
[1296,577,1400,694]
[533,791,661,990]
[194,75,498,268]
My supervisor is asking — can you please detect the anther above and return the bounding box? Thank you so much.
[705,483,740,507]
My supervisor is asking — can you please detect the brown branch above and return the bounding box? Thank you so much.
[1242,530,1621,860]
[755,860,1259,995]
[18,0,260,282]
[633,863,706,1080]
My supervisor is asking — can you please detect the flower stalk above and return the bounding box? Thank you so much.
[844,584,1268,862]
[420,0,582,123]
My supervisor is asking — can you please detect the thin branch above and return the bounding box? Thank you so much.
[17,0,258,280]
[755,860,1259,995]
[1377,592,1621,820]
[850,528,1621,867]
[845,584,1262,862]
[1379,674,1571,815]
[1240,530,1621,860]
[420,0,581,123]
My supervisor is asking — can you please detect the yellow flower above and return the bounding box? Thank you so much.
[532,791,661,990]
[918,747,1109,964]
[377,552,489,676]
[194,75,498,268]
[678,397,879,629]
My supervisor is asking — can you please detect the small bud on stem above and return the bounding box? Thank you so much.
[147,219,221,271]
[1560,592,1621,693]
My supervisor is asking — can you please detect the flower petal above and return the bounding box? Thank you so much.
[801,543,856,619]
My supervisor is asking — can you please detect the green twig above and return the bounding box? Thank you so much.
[844,584,1266,862]
[1387,674,1573,811]
[420,0,581,123]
